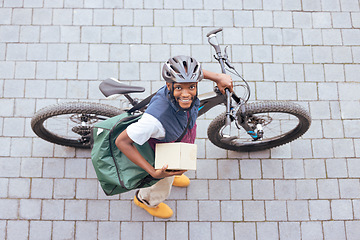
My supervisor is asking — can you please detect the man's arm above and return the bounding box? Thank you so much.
[203,69,233,94]
[115,129,186,179]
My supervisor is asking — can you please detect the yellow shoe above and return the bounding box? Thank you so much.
[172,174,190,187]
[133,194,173,219]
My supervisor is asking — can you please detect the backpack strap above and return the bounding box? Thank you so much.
[175,114,191,142]
[127,92,157,114]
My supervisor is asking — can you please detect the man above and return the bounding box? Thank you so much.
[116,55,232,218]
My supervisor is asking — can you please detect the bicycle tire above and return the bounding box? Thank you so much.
[31,102,123,148]
[207,101,311,152]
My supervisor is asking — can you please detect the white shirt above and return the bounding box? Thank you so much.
[126,113,166,145]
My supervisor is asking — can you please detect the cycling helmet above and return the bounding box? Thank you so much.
[162,55,203,83]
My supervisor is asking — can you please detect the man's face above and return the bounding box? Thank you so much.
[167,82,197,110]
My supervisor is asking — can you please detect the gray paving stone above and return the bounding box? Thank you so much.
[279,222,301,240]
[47,44,67,61]
[274,11,292,28]
[7,220,29,240]
[342,29,360,45]
[199,201,220,221]
[240,159,261,179]
[43,158,64,178]
[54,179,75,199]
[340,101,360,119]
[243,28,263,45]
[275,180,296,200]
[65,158,86,178]
[0,26,20,42]
[212,222,234,240]
[287,200,309,221]
[325,64,345,82]
[75,221,98,240]
[177,200,198,221]
[265,200,287,221]
[218,159,240,179]
[3,118,25,137]
[8,178,30,198]
[312,139,334,158]
[333,47,353,63]
[326,158,348,178]
[69,44,89,61]
[19,199,41,220]
[98,222,120,240]
[33,9,52,25]
[323,221,346,240]
[186,180,209,200]
[0,178,8,198]
[87,200,109,220]
[253,180,274,200]
[109,200,132,221]
[0,157,21,177]
[332,199,353,220]
[31,178,53,199]
[209,180,230,200]
[296,180,317,200]
[257,222,278,240]
[234,222,256,240]
[243,201,265,221]
[309,200,331,220]
[25,79,46,98]
[347,159,360,177]
[346,221,360,240]
[53,221,75,240]
[0,8,11,24]
[40,26,60,43]
[36,62,57,80]
[214,11,234,27]
[345,65,360,82]
[284,64,304,82]
[284,160,304,179]
[143,222,165,240]
[29,221,52,240]
[0,199,18,219]
[318,179,340,199]
[189,222,211,240]
[64,200,87,220]
[93,9,113,26]
[290,140,313,159]
[262,160,283,179]
[234,11,253,27]
[230,180,252,200]
[120,222,142,240]
[53,9,73,25]
[304,64,325,82]
[61,26,81,43]
[42,200,64,220]
[15,98,36,117]
[333,139,355,158]
[301,222,324,240]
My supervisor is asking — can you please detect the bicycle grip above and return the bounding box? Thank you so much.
[206,28,223,37]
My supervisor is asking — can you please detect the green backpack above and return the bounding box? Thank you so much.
[91,112,160,196]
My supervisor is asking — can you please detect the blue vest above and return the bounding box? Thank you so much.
[145,86,200,143]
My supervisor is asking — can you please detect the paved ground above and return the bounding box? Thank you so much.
[1,0,360,239]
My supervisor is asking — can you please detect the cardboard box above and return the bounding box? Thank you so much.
[155,143,197,170]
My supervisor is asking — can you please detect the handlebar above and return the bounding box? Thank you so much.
[206,28,223,37]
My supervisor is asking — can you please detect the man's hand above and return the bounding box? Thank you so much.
[203,69,233,95]
[215,73,233,94]
[151,164,187,179]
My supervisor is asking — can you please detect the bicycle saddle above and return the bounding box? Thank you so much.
[99,78,145,97]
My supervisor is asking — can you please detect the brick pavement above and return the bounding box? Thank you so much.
[1,0,360,239]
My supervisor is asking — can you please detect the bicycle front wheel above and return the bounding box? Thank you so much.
[207,101,311,152]
[31,102,123,148]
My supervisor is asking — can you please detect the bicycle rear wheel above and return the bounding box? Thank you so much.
[31,102,123,148]
[207,101,311,152]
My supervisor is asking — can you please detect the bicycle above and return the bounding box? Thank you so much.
[31,28,311,152]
